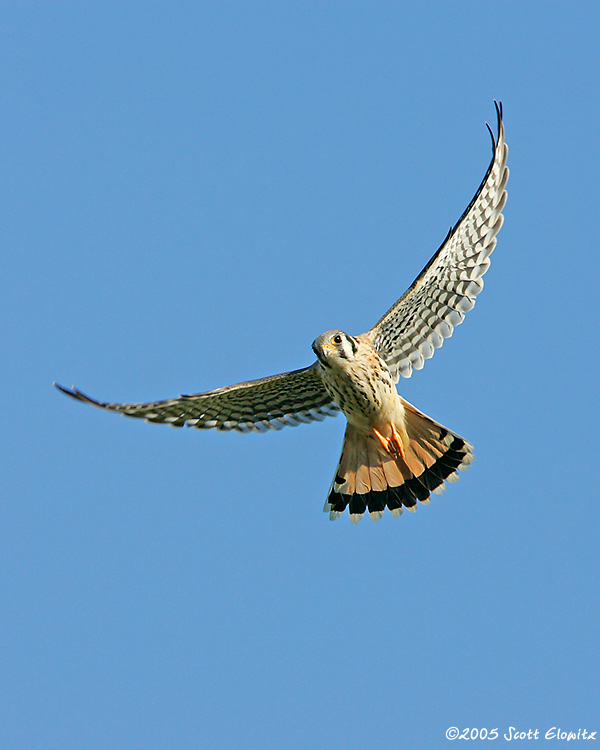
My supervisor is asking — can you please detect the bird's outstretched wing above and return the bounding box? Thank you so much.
[54,365,338,433]
[368,101,508,380]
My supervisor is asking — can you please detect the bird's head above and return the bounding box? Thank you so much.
[312,330,359,367]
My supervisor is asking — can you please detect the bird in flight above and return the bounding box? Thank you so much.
[55,103,508,523]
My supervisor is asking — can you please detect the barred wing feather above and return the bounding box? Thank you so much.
[54,364,338,433]
[369,102,508,380]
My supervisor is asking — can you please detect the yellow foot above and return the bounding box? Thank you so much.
[373,425,406,460]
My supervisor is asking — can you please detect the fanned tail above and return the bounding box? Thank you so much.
[324,399,474,523]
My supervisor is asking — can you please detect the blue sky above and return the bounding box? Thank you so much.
[3,3,599,748]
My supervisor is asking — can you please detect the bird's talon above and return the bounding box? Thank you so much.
[373,427,405,460]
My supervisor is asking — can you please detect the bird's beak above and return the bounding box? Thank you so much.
[321,344,334,358]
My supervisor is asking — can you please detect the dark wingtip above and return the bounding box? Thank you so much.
[485,100,504,152]
[485,121,496,150]
[53,381,75,397]
[53,382,94,404]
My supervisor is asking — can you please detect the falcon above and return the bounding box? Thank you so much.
[55,103,508,523]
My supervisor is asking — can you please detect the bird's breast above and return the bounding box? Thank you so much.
[318,353,400,432]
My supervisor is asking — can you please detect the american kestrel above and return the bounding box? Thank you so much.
[55,103,508,523]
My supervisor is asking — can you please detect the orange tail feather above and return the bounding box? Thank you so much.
[325,399,474,523]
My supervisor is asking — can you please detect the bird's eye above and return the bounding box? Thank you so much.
[333,334,343,345]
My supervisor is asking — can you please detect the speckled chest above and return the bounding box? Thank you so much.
[317,345,398,428]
